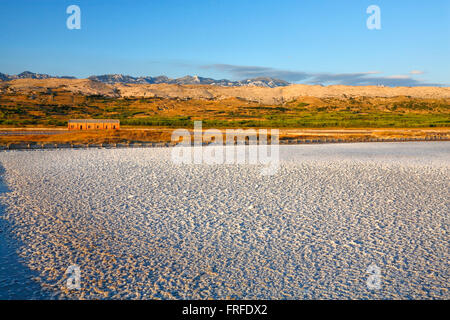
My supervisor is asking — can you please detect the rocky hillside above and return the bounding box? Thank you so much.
[1,77,449,105]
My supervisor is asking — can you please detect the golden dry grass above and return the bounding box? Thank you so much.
[0,127,448,145]
[0,129,172,145]
[0,90,449,128]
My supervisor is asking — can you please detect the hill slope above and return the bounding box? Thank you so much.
[0,78,449,105]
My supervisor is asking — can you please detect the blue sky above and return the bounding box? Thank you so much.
[0,0,449,86]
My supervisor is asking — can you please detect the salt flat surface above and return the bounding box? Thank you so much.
[0,142,448,299]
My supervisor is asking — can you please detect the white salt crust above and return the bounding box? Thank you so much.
[0,142,448,299]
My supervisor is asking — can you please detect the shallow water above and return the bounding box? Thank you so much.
[0,142,448,299]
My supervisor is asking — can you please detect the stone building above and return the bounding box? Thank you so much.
[68,119,120,130]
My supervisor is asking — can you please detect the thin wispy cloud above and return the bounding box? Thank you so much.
[386,75,411,79]
[202,64,311,82]
[201,64,443,87]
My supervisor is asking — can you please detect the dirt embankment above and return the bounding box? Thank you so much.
[1,127,449,147]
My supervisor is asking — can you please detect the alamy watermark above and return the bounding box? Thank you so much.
[366,264,382,290]
[171,121,280,176]
[65,5,380,31]
[66,5,81,30]
[366,5,381,30]
[65,264,81,290]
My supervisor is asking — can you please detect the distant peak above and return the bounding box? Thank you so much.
[0,71,76,81]
[1,72,291,87]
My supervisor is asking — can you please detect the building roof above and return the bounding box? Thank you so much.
[68,119,120,124]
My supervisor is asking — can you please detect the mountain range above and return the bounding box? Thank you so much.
[0,71,290,88]
[0,71,76,81]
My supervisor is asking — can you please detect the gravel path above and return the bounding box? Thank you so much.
[0,142,448,299]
